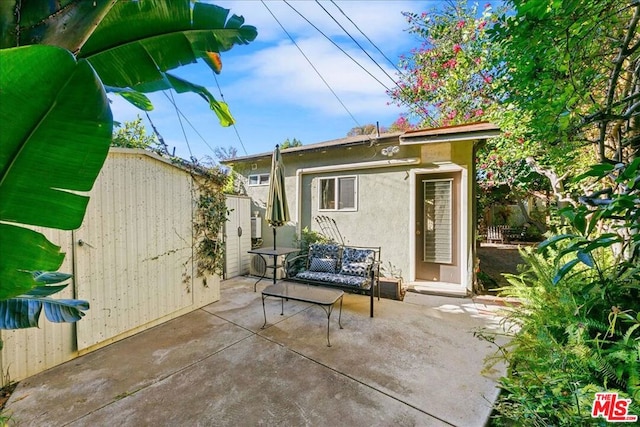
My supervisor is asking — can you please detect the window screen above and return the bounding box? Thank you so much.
[423,179,452,263]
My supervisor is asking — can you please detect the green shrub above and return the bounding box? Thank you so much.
[288,227,331,275]
[486,247,638,425]
[484,161,640,425]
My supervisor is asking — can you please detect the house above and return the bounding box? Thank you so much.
[222,122,500,296]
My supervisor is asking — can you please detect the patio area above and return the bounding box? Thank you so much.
[5,276,511,426]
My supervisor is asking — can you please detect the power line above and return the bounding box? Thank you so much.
[325,0,437,127]
[166,90,194,160]
[261,0,361,128]
[284,0,392,92]
[162,91,218,157]
[317,0,401,87]
[292,0,437,128]
[213,73,248,156]
[328,0,404,76]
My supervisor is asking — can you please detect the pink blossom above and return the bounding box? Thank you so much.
[447,110,457,119]
[483,75,493,84]
[478,21,487,30]
[430,71,439,79]
[474,57,482,65]
[456,20,465,29]
[453,44,462,54]
[475,109,484,117]
[442,58,457,69]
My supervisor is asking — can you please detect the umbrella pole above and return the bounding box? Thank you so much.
[273,227,277,284]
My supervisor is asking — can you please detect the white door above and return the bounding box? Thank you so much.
[224,196,251,278]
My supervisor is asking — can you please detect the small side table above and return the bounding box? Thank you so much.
[247,247,299,291]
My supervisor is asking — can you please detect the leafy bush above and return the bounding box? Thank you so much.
[483,161,640,425]
[288,227,331,275]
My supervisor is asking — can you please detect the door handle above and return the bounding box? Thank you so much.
[237,226,242,237]
[78,239,95,248]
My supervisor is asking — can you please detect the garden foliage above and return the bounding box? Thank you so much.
[485,161,639,425]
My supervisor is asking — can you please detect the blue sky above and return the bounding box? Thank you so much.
[109,1,457,161]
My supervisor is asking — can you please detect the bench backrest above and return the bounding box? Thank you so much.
[307,243,380,278]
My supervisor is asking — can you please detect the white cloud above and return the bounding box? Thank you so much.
[112,1,433,159]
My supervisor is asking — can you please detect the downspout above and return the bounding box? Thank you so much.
[295,157,421,235]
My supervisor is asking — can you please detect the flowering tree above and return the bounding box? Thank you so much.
[390,1,554,232]
[389,1,501,127]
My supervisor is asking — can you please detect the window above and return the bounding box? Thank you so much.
[248,173,270,186]
[319,176,357,211]
[423,179,452,264]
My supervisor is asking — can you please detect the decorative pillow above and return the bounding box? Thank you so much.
[308,243,341,261]
[309,257,337,273]
[339,261,369,277]
[341,247,375,264]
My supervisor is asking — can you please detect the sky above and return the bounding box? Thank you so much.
[108,1,472,161]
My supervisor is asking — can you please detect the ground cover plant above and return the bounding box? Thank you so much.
[484,160,639,425]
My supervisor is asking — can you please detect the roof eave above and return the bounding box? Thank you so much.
[399,128,501,145]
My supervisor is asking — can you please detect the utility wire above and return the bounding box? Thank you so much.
[284,0,391,92]
[317,0,400,86]
[162,91,217,157]
[298,0,436,127]
[261,0,361,128]
[328,0,404,75]
[325,0,437,127]
[166,90,194,160]
[213,73,249,156]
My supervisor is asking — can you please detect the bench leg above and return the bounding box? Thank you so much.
[369,270,374,318]
[261,294,268,329]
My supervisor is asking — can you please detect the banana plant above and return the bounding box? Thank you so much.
[0,1,257,328]
[0,272,89,329]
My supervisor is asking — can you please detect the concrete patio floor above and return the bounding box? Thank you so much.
[5,276,510,426]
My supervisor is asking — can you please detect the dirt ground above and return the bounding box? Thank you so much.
[476,242,532,291]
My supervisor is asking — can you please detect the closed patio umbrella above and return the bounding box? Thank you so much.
[266,144,290,250]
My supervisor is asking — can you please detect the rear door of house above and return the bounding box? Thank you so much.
[415,172,461,284]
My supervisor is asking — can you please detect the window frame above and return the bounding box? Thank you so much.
[318,175,358,212]
[422,178,453,264]
[247,173,270,186]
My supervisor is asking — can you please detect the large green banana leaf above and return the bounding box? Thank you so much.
[0,1,115,52]
[78,0,256,126]
[0,272,89,329]
[0,45,112,300]
[1,0,257,126]
[0,1,256,323]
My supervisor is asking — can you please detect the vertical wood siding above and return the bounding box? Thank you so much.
[1,149,222,384]
[74,151,195,351]
[0,228,76,383]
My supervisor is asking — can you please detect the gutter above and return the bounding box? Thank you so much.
[295,157,420,235]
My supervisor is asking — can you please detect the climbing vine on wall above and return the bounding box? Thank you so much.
[190,164,230,282]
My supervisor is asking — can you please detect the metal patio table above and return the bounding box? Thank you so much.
[248,246,299,291]
[261,281,344,347]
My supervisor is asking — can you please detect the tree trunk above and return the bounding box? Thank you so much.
[514,196,546,233]
[525,157,576,208]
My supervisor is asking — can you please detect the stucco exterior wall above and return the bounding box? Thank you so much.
[228,124,500,295]
[239,140,423,281]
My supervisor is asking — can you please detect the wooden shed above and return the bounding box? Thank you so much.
[0,148,221,384]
